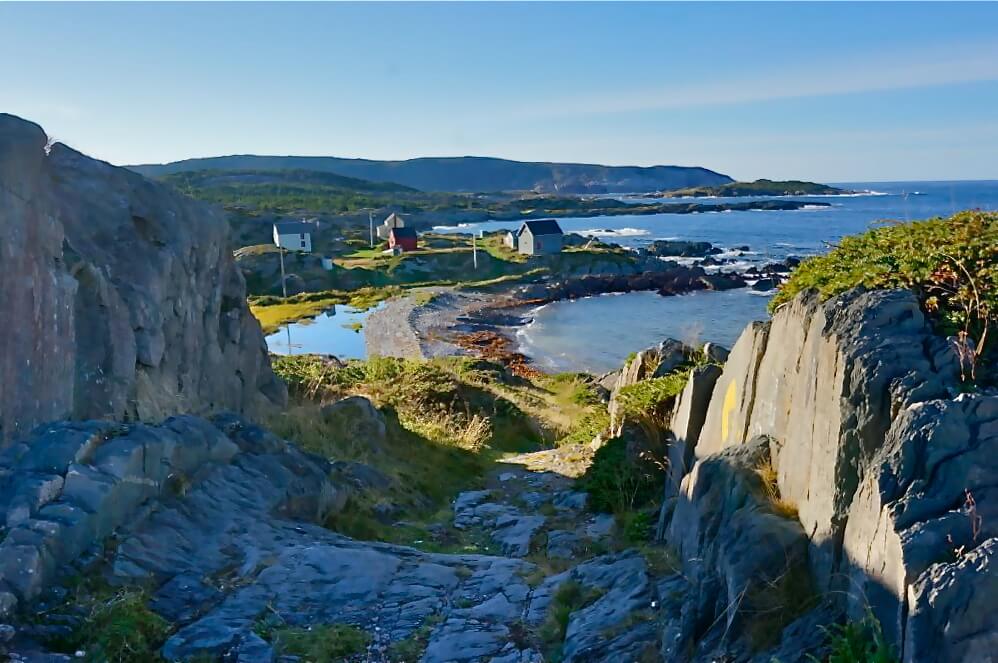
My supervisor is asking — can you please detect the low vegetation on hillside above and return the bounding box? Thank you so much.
[773,211,997,382]
[266,354,608,546]
[163,168,468,214]
[663,178,848,197]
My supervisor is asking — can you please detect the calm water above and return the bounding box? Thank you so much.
[266,302,384,359]
[439,180,998,374]
[517,290,772,374]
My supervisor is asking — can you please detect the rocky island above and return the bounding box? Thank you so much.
[659,178,853,197]
[1,113,995,663]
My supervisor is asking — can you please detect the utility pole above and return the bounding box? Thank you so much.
[279,244,287,298]
[369,211,375,247]
[472,232,478,271]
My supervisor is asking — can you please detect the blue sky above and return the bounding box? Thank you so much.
[2,2,998,182]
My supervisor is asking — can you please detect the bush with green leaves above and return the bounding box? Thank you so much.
[578,436,664,513]
[772,211,997,381]
[817,610,898,663]
[614,371,690,423]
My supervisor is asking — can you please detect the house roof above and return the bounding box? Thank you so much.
[518,219,564,237]
[274,221,314,235]
[390,227,418,240]
[383,212,404,227]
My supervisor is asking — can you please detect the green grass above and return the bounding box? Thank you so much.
[539,580,606,659]
[267,623,371,661]
[249,286,402,334]
[266,355,563,547]
[614,370,690,422]
[772,211,997,381]
[816,610,898,663]
[37,579,171,663]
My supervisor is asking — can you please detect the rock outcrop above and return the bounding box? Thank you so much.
[0,414,338,621]
[3,421,663,662]
[0,114,285,443]
[653,287,995,661]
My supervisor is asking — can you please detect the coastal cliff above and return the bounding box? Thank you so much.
[619,287,996,661]
[0,114,285,443]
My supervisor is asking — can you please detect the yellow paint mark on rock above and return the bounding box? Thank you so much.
[721,380,737,444]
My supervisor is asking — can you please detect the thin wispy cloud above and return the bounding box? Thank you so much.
[518,42,998,118]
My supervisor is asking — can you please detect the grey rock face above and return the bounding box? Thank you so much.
[842,393,998,653]
[0,114,285,444]
[0,416,257,616]
[667,437,811,657]
[698,290,958,588]
[904,537,998,663]
[657,287,989,660]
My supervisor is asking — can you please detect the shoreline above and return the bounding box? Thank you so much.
[365,258,782,373]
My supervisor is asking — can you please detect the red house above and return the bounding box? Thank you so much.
[389,227,418,252]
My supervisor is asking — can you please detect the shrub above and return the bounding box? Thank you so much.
[622,511,653,543]
[614,371,689,423]
[772,211,997,381]
[579,436,663,513]
[819,610,897,663]
[556,407,610,447]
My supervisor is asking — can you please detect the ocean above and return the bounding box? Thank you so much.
[438,180,998,374]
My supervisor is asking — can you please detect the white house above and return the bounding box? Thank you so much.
[516,219,564,256]
[273,221,314,253]
[376,212,405,240]
[503,230,518,250]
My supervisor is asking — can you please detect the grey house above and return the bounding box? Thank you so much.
[516,219,564,256]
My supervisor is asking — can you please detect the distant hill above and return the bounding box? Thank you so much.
[661,179,851,198]
[129,155,732,194]
[161,168,464,216]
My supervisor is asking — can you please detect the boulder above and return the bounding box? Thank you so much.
[321,396,388,452]
[751,277,777,291]
[0,114,285,444]
[699,272,746,290]
[644,240,721,258]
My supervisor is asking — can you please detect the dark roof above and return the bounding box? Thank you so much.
[274,221,314,234]
[390,227,418,239]
[518,219,563,237]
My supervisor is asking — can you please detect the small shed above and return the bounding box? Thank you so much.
[389,227,418,252]
[376,212,406,240]
[273,221,314,253]
[516,219,564,256]
[503,230,519,250]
